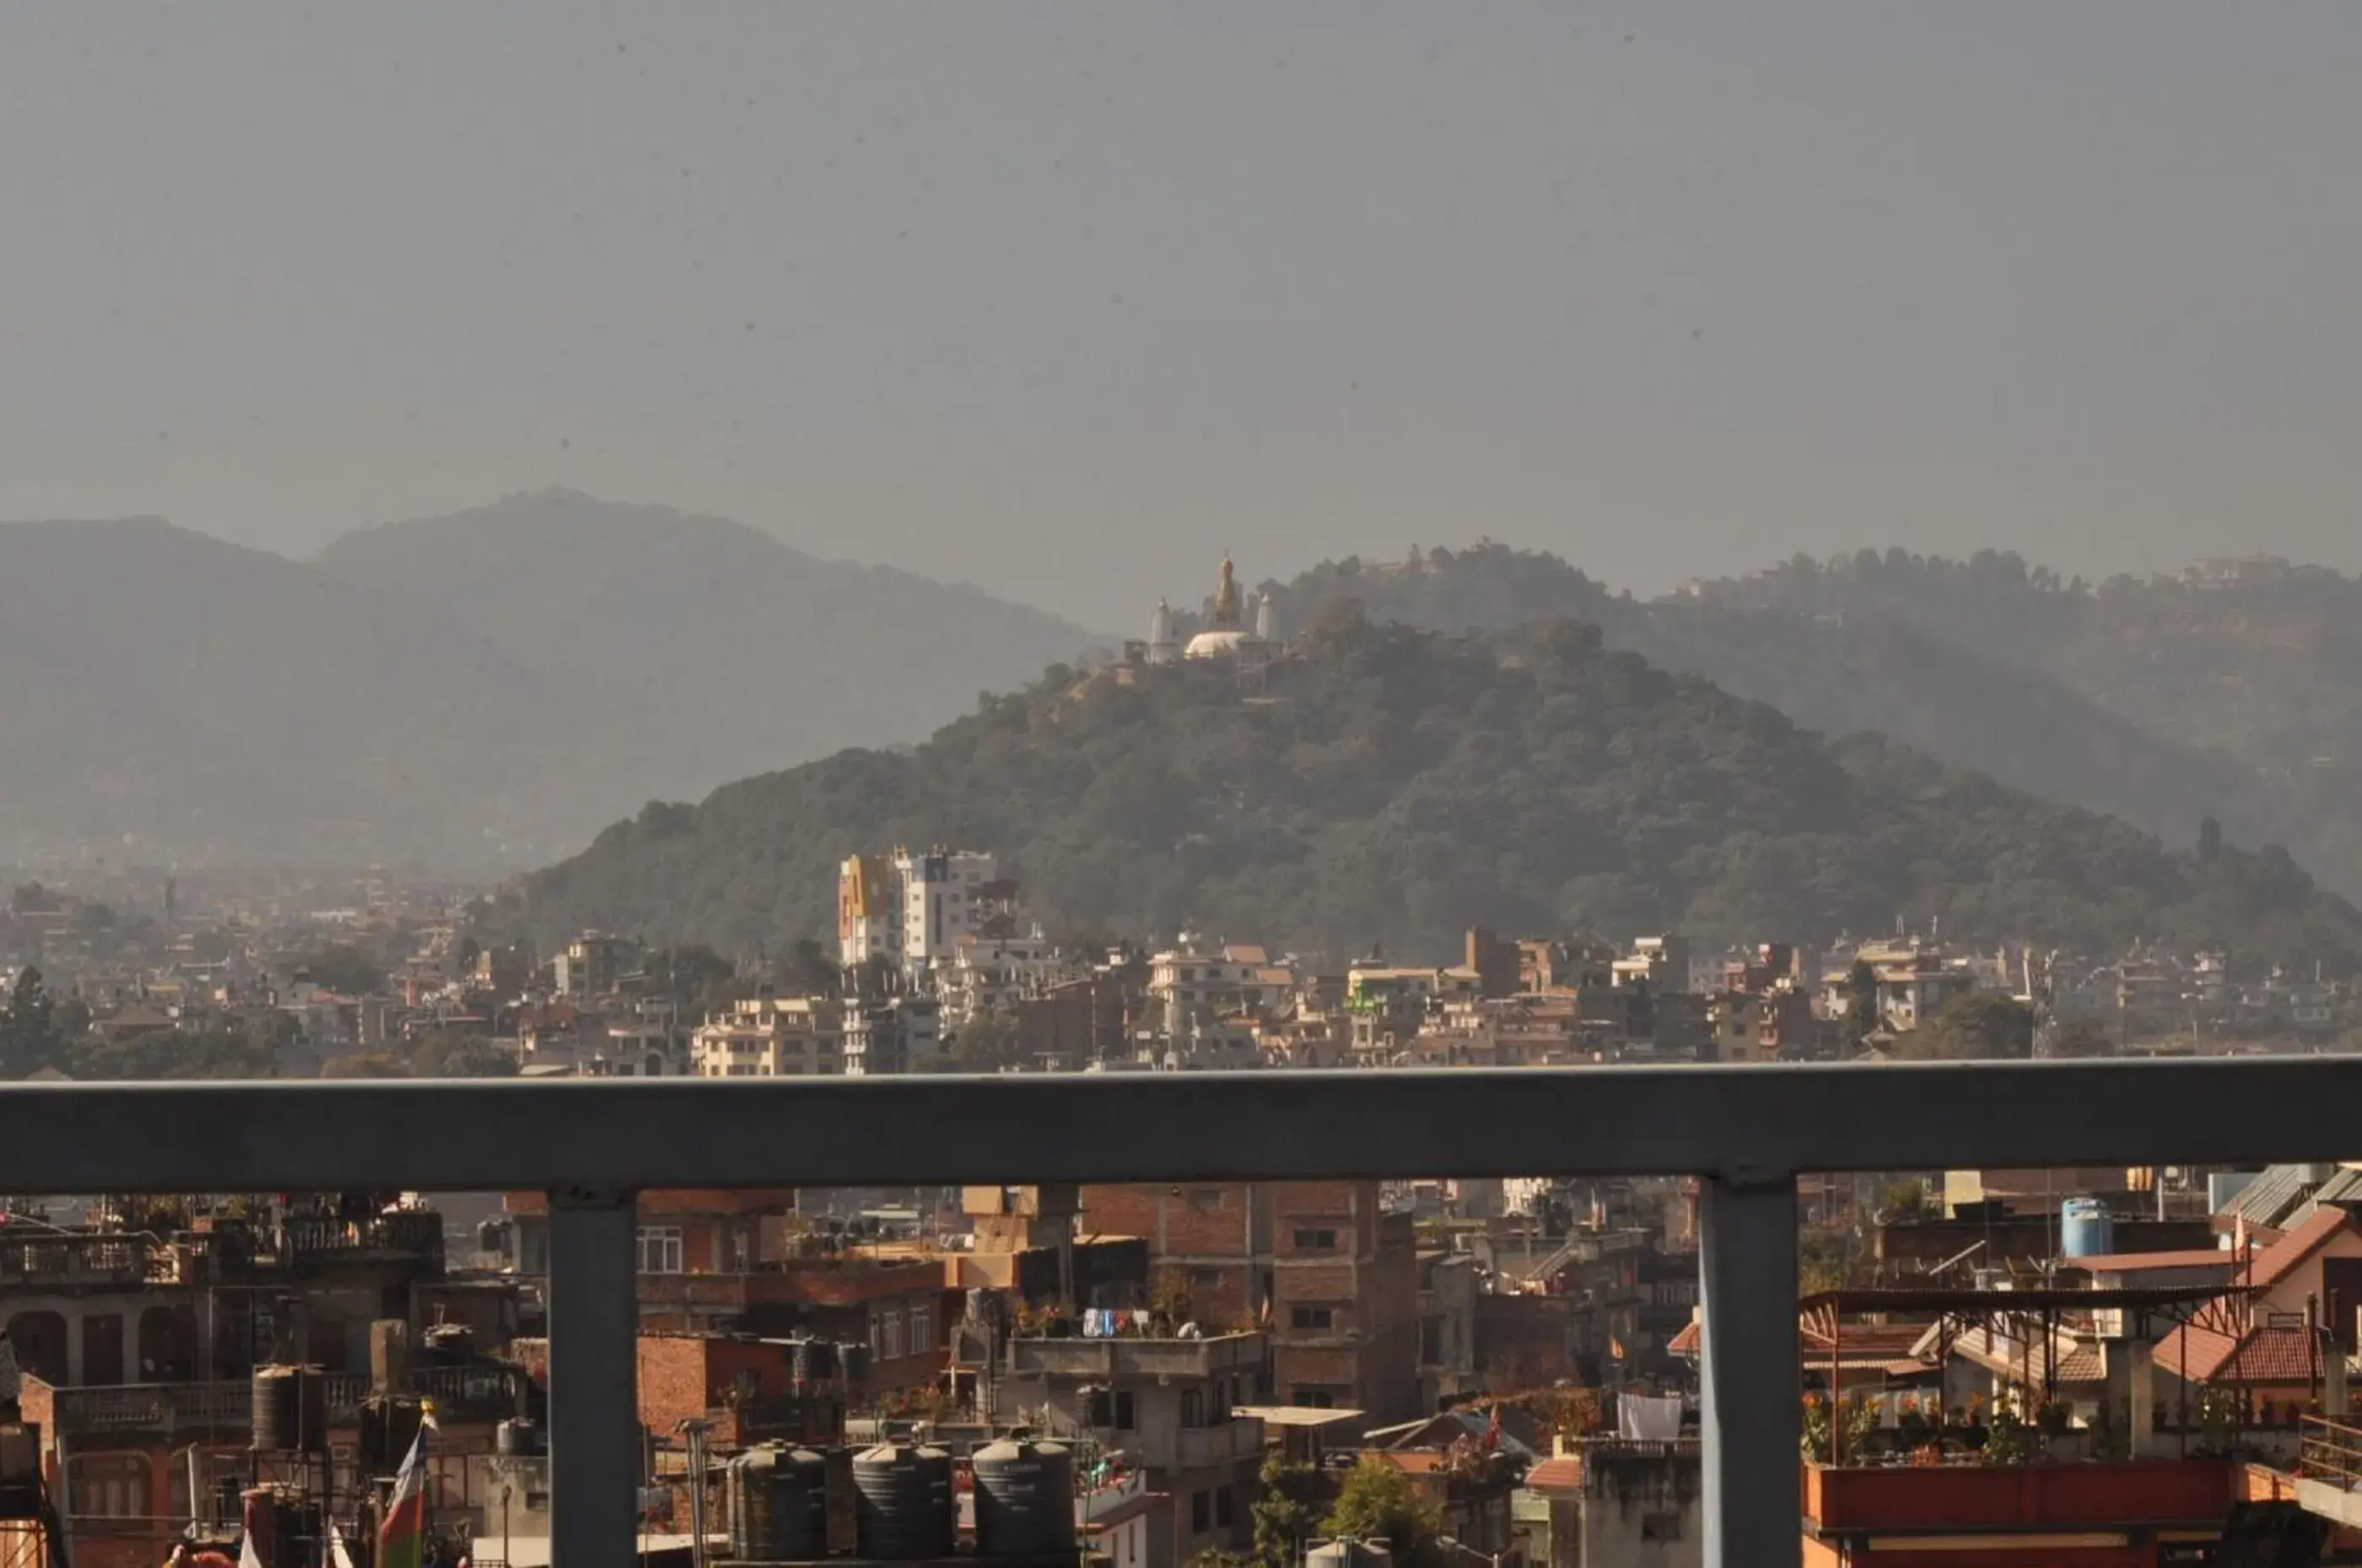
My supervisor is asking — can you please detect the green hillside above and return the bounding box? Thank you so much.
[520,606,2362,970]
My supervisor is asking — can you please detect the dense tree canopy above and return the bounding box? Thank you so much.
[522,615,2362,970]
[1894,994,2038,1061]
[301,942,386,997]
[1323,1456,1446,1568]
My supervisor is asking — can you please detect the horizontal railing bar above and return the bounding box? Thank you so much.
[0,1057,2353,1192]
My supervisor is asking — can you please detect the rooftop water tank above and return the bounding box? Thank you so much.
[972,1438,1076,1559]
[728,1443,828,1563]
[2061,1198,2116,1259]
[1308,1540,1394,1568]
[251,1366,328,1455]
[494,1417,545,1458]
[852,1441,954,1560]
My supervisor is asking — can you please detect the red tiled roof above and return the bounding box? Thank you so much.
[1668,1322,1701,1356]
[2251,1208,2356,1289]
[1803,1323,1928,1358]
[1523,1458,1583,1493]
[2052,1345,2105,1384]
[2156,1320,2321,1386]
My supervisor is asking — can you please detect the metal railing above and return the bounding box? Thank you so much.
[51,1378,249,1436]
[2301,1414,2362,1487]
[0,1231,156,1285]
[8,1058,2360,1566]
[323,1364,522,1420]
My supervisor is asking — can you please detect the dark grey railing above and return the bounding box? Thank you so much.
[5,1057,2354,1567]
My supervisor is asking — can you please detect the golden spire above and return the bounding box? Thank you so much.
[1211,553,1241,628]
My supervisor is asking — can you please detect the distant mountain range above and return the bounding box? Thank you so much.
[1256,544,2362,904]
[0,491,1101,869]
[18,493,2362,955]
[519,606,2362,970]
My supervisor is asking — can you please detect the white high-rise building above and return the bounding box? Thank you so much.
[838,848,999,978]
[896,848,996,973]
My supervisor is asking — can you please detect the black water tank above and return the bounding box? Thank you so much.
[727,1443,828,1562]
[251,1366,328,1454]
[852,1441,953,1560]
[972,1438,1076,1559]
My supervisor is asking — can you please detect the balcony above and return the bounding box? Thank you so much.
[1176,1414,1265,1468]
[6,1058,2361,1567]
[325,1363,523,1422]
[50,1379,249,1437]
[272,1210,445,1268]
[1008,1331,1265,1382]
[0,1231,160,1287]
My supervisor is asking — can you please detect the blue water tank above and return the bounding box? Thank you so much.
[2061,1198,2116,1259]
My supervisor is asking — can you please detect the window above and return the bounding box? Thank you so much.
[1084,1389,1137,1430]
[635,1226,683,1274]
[1216,1488,1235,1530]
[1190,1491,1211,1535]
[1181,1388,1205,1427]
[73,1455,148,1519]
[1188,1188,1223,1212]
[1289,1387,1338,1409]
[1293,1227,1337,1252]
[1641,1511,1684,1543]
[873,1310,905,1361]
[1290,1306,1335,1331]
[908,1301,934,1353]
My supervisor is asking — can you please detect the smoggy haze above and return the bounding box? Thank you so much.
[5,2,2361,620]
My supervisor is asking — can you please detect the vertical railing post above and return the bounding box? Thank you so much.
[1700,1169,1800,1567]
[551,1187,639,1568]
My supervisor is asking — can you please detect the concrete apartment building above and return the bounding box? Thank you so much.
[691,995,845,1077]
[1079,1181,1421,1421]
[990,1328,1267,1568]
[836,848,998,977]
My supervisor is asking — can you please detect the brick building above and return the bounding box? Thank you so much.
[635,1331,848,1447]
[506,1190,946,1402]
[1079,1181,1421,1421]
[0,1201,521,1568]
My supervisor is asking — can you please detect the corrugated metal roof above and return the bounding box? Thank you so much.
[2219,1163,2319,1229]
[2294,1166,2362,1226]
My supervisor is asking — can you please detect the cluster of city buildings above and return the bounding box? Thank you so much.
[0,1164,1707,1568]
[13,849,2362,1096]
[18,1143,2362,1567]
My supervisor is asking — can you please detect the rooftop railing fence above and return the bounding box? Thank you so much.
[5,1057,2353,1567]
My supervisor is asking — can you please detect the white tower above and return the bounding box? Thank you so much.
[1147,598,1178,665]
[1254,591,1276,643]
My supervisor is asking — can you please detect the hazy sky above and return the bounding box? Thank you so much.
[6,3,2360,622]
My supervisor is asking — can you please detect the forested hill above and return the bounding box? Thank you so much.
[519,606,2362,969]
[1258,545,2350,902]
[1682,548,2362,779]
